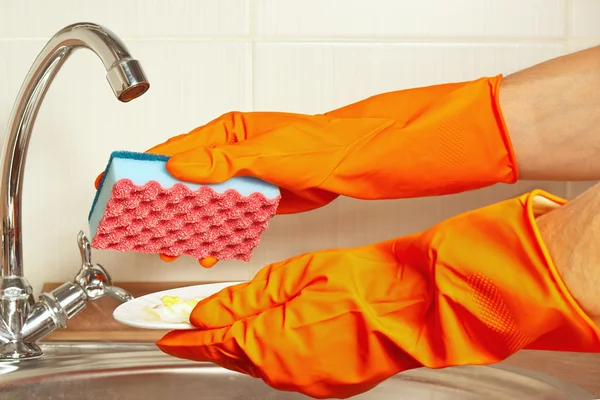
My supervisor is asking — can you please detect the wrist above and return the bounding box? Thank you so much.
[535,185,600,322]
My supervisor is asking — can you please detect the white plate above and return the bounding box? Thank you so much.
[113,281,245,330]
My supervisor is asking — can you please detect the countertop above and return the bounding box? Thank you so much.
[42,282,600,396]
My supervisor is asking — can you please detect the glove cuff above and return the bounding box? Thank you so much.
[522,189,600,351]
[405,190,600,368]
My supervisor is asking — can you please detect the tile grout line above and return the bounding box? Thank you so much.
[565,0,574,53]
[248,0,255,281]
[2,36,599,44]
[249,0,256,112]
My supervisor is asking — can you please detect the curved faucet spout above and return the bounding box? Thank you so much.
[0,22,150,278]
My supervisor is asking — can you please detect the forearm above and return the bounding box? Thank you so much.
[500,45,600,181]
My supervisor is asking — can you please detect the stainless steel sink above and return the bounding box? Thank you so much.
[0,342,593,399]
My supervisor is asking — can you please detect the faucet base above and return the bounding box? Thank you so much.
[0,341,42,361]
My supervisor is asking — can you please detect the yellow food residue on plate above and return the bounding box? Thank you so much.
[142,295,205,323]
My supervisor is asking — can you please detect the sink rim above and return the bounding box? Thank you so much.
[0,342,593,399]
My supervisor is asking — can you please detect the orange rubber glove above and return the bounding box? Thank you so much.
[157,189,600,399]
[95,75,517,267]
[150,75,516,213]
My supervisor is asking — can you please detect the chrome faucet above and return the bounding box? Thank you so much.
[0,22,148,360]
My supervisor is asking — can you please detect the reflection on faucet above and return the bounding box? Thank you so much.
[21,232,134,344]
[0,22,147,361]
[73,232,134,304]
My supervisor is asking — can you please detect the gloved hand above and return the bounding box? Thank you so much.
[95,75,517,268]
[156,189,600,399]
[148,75,516,213]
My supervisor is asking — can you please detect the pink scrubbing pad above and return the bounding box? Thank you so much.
[88,151,281,261]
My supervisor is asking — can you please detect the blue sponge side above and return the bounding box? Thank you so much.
[88,151,167,221]
[88,150,281,239]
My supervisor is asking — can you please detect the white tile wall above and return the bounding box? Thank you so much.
[254,0,566,39]
[253,43,565,112]
[0,0,250,38]
[0,1,598,294]
[571,0,600,39]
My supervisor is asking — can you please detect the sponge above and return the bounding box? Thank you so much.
[88,151,281,262]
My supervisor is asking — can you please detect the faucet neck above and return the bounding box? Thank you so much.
[0,43,71,278]
[0,23,149,279]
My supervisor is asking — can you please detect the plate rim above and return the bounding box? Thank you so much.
[112,281,246,330]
